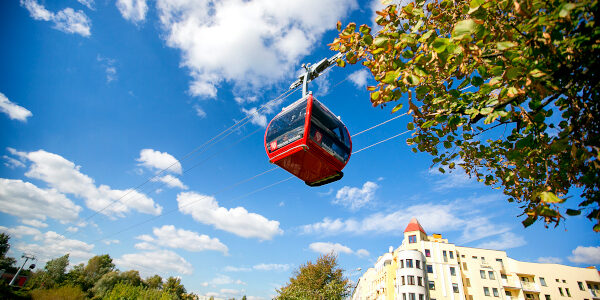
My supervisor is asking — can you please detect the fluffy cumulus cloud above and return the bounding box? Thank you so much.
[309,242,369,257]
[137,149,182,174]
[8,149,161,217]
[115,250,193,277]
[0,226,95,264]
[155,0,358,98]
[568,246,600,264]
[21,0,91,37]
[77,0,95,10]
[177,192,283,240]
[475,232,526,250]
[334,181,378,210]
[348,69,369,88]
[0,178,81,223]
[136,225,228,254]
[152,174,188,190]
[201,274,245,287]
[0,92,32,122]
[224,263,292,272]
[116,0,148,24]
[537,256,563,264]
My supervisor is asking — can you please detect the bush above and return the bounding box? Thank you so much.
[30,285,86,300]
[105,283,178,300]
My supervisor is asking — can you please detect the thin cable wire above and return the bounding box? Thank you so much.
[351,112,408,137]
[352,130,412,155]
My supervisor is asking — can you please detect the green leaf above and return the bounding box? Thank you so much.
[453,19,478,37]
[373,36,389,47]
[363,34,373,45]
[391,103,403,113]
[529,69,546,78]
[407,122,415,130]
[336,59,346,67]
[419,30,434,42]
[382,71,399,84]
[480,107,493,115]
[438,167,446,173]
[359,24,371,35]
[522,216,536,227]
[412,20,424,33]
[371,91,380,101]
[432,38,448,53]
[566,209,581,216]
[422,120,435,128]
[539,192,565,203]
[497,41,517,50]
[505,67,522,80]
[471,76,483,86]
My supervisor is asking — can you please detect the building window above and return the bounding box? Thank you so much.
[426,264,433,273]
[453,283,459,293]
[484,287,490,296]
[425,249,431,257]
[443,250,448,262]
[400,259,404,268]
[472,256,477,259]
[461,254,465,258]
[417,276,423,286]
[419,294,424,300]
[501,274,507,280]
[409,293,416,300]
[449,251,454,259]
[566,288,571,297]
[450,267,456,276]
[406,259,413,268]
[403,294,407,300]
[488,271,495,280]
[556,279,560,282]
[480,270,486,279]
[505,291,511,296]
[493,288,499,297]
[465,278,471,287]
[544,295,551,300]
[578,281,585,291]
[526,294,534,299]
[559,287,564,296]
[428,281,435,290]
[562,280,566,283]
[401,276,405,285]
[409,235,417,243]
[463,262,468,270]
[481,256,486,262]
[416,260,421,269]
[540,277,547,286]
[407,275,415,285]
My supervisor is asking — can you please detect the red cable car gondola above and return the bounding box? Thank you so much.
[264,53,351,186]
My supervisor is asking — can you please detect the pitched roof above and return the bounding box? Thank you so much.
[404,217,426,234]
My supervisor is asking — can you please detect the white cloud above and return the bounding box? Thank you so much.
[459,216,511,244]
[253,263,292,272]
[156,0,358,98]
[475,232,526,250]
[301,203,463,236]
[116,0,148,24]
[134,242,157,250]
[152,174,188,190]
[2,227,95,264]
[97,56,117,83]
[568,246,600,265]
[348,69,369,88]
[116,250,193,277]
[0,178,81,223]
[242,107,268,127]
[4,155,26,168]
[0,92,32,122]
[202,274,245,287]
[15,149,162,217]
[309,242,369,257]
[334,181,378,210]
[66,226,79,233]
[21,0,91,37]
[77,0,95,10]
[537,256,563,264]
[136,225,228,254]
[224,266,252,272]
[235,96,258,105]
[194,105,207,118]
[20,219,48,228]
[137,149,182,174]
[102,239,120,245]
[177,191,283,240]
[428,162,476,191]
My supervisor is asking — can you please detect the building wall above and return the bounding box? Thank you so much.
[352,225,600,300]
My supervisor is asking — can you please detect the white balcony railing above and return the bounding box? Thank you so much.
[520,281,540,292]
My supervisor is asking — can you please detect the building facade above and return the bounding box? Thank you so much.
[352,218,600,300]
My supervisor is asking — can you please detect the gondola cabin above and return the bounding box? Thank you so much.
[264,93,351,186]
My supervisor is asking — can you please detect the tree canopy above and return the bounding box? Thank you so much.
[331,0,599,231]
[275,253,351,300]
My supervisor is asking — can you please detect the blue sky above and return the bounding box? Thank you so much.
[1,0,598,298]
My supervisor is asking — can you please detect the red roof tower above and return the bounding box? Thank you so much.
[404,217,427,234]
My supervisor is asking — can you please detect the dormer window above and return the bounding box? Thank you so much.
[409,235,417,243]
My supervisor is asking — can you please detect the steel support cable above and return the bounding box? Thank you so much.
[93,167,281,244]
[352,130,413,155]
[71,86,302,233]
[351,112,408,138]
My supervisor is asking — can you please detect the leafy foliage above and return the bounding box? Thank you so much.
[163,276,186,299]
[105,283,178,300]
[0,233,16,272]
[275,253,351,300]
[30,285,87,300]
[331,0,600,230]
[91,270,143,299]
[145,274,163,290]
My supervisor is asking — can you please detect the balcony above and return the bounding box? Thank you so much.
[502,279,522,289]
[520,281,540,292]
[590,289,600,299]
